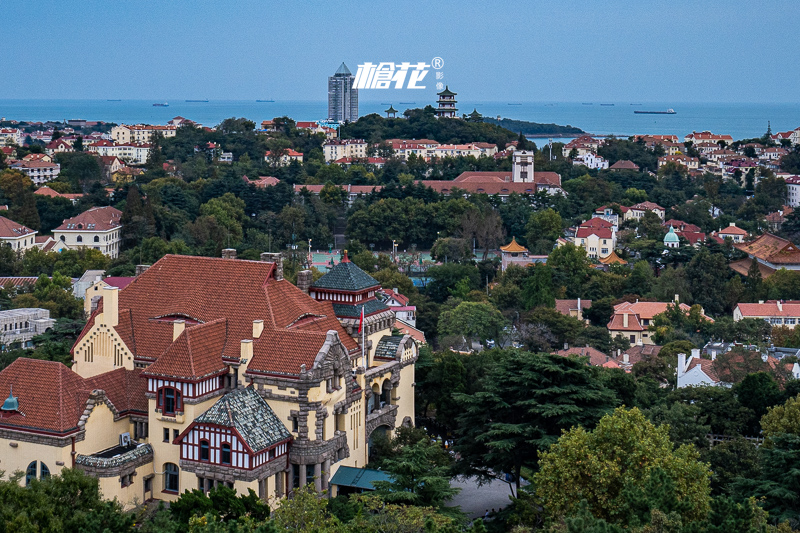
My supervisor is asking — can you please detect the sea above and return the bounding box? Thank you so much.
[1,99,799,143]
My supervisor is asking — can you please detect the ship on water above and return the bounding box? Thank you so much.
[634,108,676,114]
[152,102,169,107]
[256,99,275,102]
[186,99,209,102]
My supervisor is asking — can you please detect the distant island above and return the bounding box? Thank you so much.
[484,117,585,137]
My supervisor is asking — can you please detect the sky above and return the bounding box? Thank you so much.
[2,0,799,103]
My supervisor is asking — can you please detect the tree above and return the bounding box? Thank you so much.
[701,437,761,495]
[455,350,616,492]
[735,372,783,434]
[626,260,655,296]
[120,186,155,249]
[733,433,800,523]
[430,237,472,264]
[437,301,506,343]
[373,438,459,508]
[0,468,133,532]
[548,243,592,298]
[270,484,340,532]
[760,394,800,444]
[521,263,555,310]
[525,208,563,253]
[535,407,711,526]
[0,169,40,229]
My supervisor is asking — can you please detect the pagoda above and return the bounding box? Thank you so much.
[309,252,395,347]
[385,105,398,118]
[467,108,483,122]
[435,86,458,118]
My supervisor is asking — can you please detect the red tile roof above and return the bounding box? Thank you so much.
[719,224,748,236]
[34,186,83,201]
[54,206,122,232]
[0,216,35,238]
[609,160,640,170]
[142,319,230,380]
[86,367,147,415]
[734,233,800,265]
[555,299,592,316]
[630,201,665,212]
[554,346,609,366]
[735,301,800,318]
[74,255,359,379]
[102,276,135,289]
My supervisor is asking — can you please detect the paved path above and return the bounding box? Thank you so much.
[446,477,519,519]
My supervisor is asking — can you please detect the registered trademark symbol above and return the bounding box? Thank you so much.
[432,57,444,69]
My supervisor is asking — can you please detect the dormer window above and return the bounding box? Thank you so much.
[157,386,182,415]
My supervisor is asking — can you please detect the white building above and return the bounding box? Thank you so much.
[10,160,61,185]
[512,150,536,182]
[573,152,609,170]
[0,216,38,253]
[0,308,55,350]
[785,176,800,208]
[734,300,800,328]
[378,288,416,327]
[111,124,177,144]
[87,141,151,165]
[265,149,304,166]
[0,128,22,145]
[323,139,367,162]
[53,206,123,258]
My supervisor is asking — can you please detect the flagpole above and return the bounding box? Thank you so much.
[361,304,366,369]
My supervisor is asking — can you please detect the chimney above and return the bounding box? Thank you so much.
[239,339,254,387]
[297,270,313,294]
[222,248,237,259]
[691,348,700,359]
[729,222,736,227]
[261,252,283,281]
[102,286,119,327]
[678,353,687,378]
[394,287,399,295]
[253,319,264,338]
[711,352,717,361]
[674,294,679,304]
[135,264,151,276]
[173,319,185,341]
[777,301,783,312]
[761,353,769,363]
[563,342,569,351]
[623,313,629,328]
[623,353,629,364]
[759,300,764,304]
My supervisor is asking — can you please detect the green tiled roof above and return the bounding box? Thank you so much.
[333,299,390,318]
[195,387,290,452]
[329,466,393,490]
[437,86,456,96]
[375,336,403,359]
[312,260,380,292]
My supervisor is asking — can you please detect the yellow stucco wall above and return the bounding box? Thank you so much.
[0,436,72,484]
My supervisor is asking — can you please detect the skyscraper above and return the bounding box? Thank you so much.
[328,62,358,122]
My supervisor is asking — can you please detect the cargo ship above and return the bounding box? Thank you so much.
[152,102,169,107]
[634,108,676,114]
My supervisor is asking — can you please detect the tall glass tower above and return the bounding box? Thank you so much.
[327,63,358,122]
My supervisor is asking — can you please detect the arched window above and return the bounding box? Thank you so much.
[40,463,50,479]
[93,236,100,242]
[164,463,179,493]
[157,387,182,416]
[25,461,37,486]
[199,440,210,461]
[76,235,83,243]
[60,235,65,242]
[221,443,231,465]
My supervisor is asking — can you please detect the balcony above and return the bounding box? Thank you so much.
[76,442,153,477]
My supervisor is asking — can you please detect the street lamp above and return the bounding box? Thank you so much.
[392,239,397,262]
[308,239,312,268]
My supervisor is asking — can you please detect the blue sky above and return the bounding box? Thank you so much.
[2,0,799,102]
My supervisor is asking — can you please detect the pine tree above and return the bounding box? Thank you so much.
[454,350,616,492]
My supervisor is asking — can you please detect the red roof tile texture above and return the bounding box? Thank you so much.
[75,255,358,379]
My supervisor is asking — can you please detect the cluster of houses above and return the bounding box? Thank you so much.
[0,205,122,258]
[564,129,800,180]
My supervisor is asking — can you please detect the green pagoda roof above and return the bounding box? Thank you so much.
[312,256,381,292]
[385,105,398,113]
[437,86,457,97]
[332,299,390,319]
[194,387,290,452]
